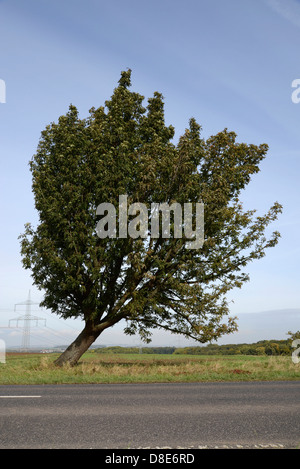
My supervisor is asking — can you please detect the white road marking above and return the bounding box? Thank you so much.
[0,396,42,399]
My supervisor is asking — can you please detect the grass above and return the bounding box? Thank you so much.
[0,352,300,385]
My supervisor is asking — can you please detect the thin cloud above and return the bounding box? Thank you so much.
[266,0,300,28]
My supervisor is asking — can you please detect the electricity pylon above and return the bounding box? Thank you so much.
[9,290,46,352]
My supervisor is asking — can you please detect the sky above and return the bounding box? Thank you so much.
[0,0,299,348]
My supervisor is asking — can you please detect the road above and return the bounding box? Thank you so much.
[0,381,299,449]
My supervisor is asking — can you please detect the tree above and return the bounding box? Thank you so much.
[19,70,282,366]
[287,331,300,342]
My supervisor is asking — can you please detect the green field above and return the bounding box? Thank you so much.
[1,352,300,385]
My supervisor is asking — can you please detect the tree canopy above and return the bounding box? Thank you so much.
[20,70,282,365]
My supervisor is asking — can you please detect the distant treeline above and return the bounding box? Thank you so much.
[173,340,292,356]
[95,346,176,354]
[95,338,296,356]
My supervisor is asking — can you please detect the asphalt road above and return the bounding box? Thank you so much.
[0,381,299,449]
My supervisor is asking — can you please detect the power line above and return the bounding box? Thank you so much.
[8,290,46,352]
[41,308,81,331]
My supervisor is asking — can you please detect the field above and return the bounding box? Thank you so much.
[0,352,300,385]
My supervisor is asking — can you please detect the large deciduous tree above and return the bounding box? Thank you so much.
[19,70,282,366]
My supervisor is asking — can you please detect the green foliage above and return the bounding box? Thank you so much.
[287,330,300,341]
[19,70,282,364]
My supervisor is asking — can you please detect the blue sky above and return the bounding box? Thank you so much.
[0,0,299,347]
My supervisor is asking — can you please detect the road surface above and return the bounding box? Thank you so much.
[0,381,299,449]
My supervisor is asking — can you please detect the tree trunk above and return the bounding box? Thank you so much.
[54,320,102,367]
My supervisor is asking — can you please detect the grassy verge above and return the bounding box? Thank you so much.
[0,352,300,385]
